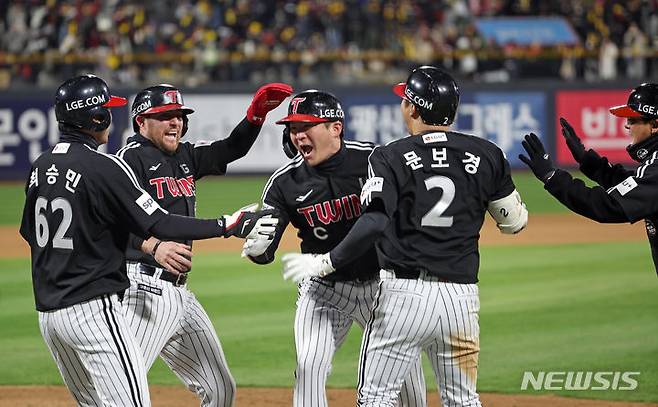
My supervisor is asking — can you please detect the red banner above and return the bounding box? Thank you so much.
[555,90,634,165]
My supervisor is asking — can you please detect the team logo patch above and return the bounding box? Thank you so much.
[290,97,306,114]
[422,133,447,144]
[163,89,183,105]
[637,148,649,160]
[614,176,638,196]
[136,192,160,215]
[645,220,656,236]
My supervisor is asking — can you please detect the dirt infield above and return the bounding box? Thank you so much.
[1,385,656,407]
[0,213,646,258]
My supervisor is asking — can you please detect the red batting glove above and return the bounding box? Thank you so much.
[246,83,293,125]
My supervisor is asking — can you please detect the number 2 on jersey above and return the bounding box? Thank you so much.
[421,175,455,227]
[35,196,74,249]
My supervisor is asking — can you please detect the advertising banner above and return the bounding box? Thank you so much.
[555,90,633,166]
[1,90,550,180]
[475,17,579,46]
[456,91,547,168]
[0,95,128,180]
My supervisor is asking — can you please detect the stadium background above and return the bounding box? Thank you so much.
[1,1,657,406]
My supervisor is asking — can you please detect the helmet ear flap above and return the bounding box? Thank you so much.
[89,107,112,132]
[282,126,297,158]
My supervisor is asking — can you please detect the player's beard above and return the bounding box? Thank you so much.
[147,127,181,154]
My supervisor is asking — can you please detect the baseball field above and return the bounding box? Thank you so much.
[1,172,657,407]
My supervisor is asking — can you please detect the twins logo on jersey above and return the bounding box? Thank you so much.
[297,194,362,227]
[149,175,195,199]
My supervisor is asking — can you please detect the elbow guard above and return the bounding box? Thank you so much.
[487,189,528,234]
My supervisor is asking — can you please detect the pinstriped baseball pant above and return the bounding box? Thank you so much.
[121,263,235,407]
[294,277,427,407]
[39,294,150,406]
[357,275,482,407]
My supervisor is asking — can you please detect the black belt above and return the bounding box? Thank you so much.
[386,268,451,283]
[139,264,187,286]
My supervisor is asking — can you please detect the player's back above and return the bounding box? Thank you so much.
[20,139,137,311]
[367,131,515,283]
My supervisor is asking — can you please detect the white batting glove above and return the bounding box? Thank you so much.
[222,203,279,239]
[241,215,278,257]
[281,253,335,283]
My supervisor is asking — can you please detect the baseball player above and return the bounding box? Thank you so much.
[19,74,277,407]
[281,67,528,406]
[241,90,427,407]
[520,83,658,274]
[116,82,291,406]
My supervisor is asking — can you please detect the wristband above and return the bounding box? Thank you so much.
[151,240,163,256]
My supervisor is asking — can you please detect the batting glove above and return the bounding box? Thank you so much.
[281,253,335,283]
[221,203,278,239]
[246,83,293,125]
[559,118,587,163]
[519,133,556,183]
[241,215,278,257]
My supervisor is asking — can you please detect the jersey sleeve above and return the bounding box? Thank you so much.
[490,147,516,201]
[185,141,229,179]
[95,154,167,237]
[361,146,398,218]
[607,161,658,222]
[117,147,150,249]
[579,150,633,189]
[188,119,261,179]
[248,176,290,264]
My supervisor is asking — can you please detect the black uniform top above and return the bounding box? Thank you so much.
[359,131,515,283]
[254,140,380,282]
[118,118,261,267]
[20,131,167,311]
[544,136,658,274]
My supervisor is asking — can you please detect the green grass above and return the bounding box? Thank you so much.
[2,242,656,402]
[1,171,575,226]
[3,173,656,402]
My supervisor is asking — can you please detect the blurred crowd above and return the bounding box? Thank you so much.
[0,0,656,88]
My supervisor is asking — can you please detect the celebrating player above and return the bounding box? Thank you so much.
[520,83,658,274]
[19,74,277,406]
[241,90,427,407]
[116,82,291,407]
[281,67,528,406]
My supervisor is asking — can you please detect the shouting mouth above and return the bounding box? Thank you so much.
[299,143,313,157]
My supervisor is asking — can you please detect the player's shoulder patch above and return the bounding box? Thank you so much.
[421,132,447,144]
[610,176,638,196]
[52,143,71,154]
[135,192,161,215]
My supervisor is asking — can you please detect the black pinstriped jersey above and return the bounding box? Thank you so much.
[117,122,255,266]
[361,131,515,283]
[257,140,379,282]
[20,131,167,311]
